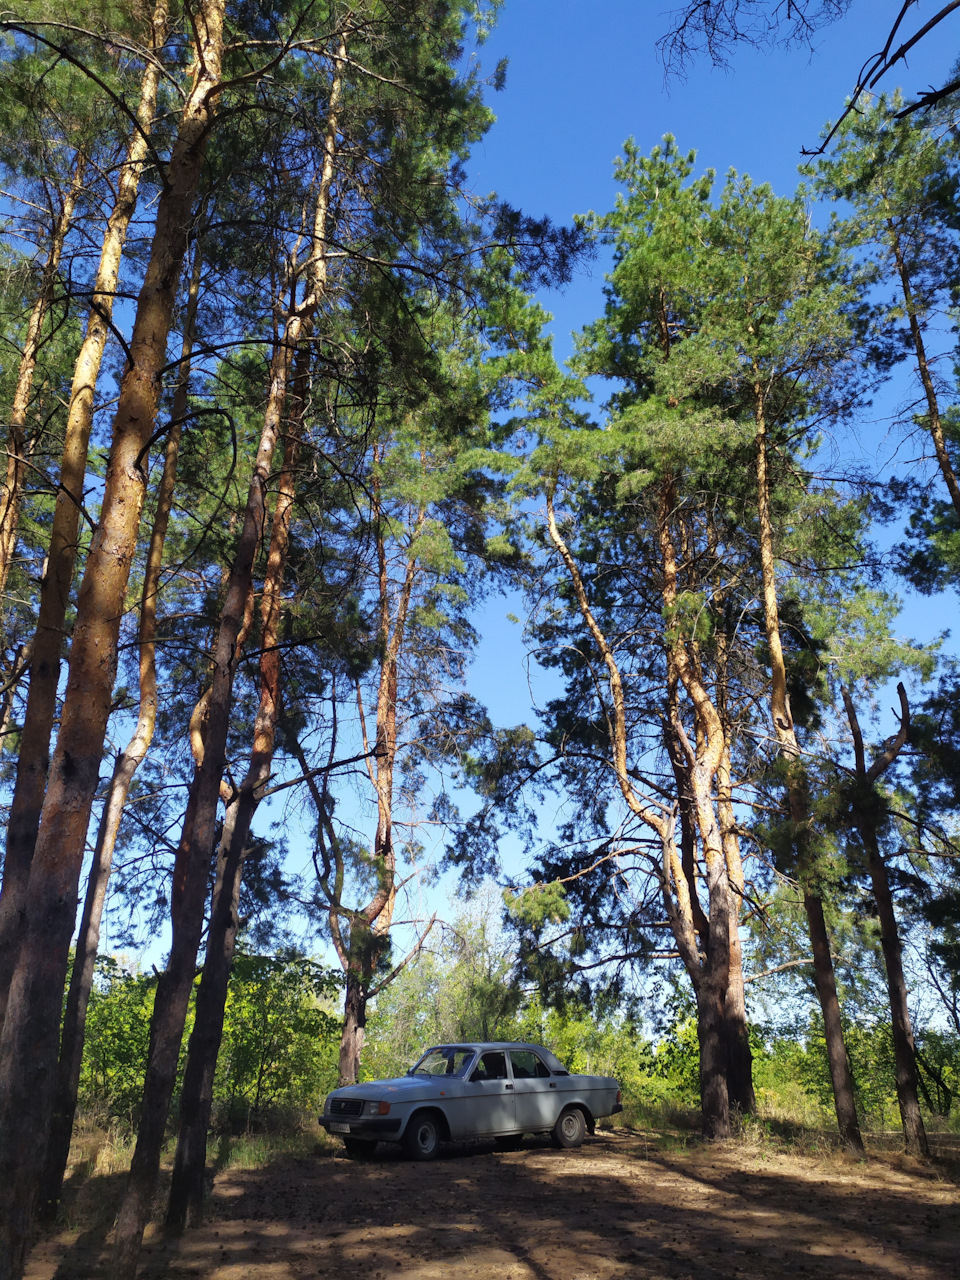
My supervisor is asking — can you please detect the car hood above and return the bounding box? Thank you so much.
[329,1074,457,1100]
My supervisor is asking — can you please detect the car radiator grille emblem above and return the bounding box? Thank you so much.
[330,1099,364,1116]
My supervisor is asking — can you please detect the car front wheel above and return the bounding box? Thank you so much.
[551,1107,586,1149]
[402,1110,442,1161]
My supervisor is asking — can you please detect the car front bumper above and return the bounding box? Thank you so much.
[318,1114,403,1138]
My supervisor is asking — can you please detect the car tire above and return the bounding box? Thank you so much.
[402,1110,442,1161]
[494,1133,524,1152]
[551,1107,586,1149]
[343,1137,377,1159]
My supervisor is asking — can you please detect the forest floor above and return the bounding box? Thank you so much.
[24,1125,960,1280]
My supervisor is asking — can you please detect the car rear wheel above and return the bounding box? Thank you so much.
[402,1110,442,1161]
[343,1137,377,1159]
[551,1107,586,1149]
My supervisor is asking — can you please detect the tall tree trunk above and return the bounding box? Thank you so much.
[112,42,343,1267]
[658,482,732,1139]
[333,461,417,1085]
[112,310,294,1280]
[544,480,733,1137]
[0,0,170,1032]
[717,742,755,1117]
[0,149,86,619]
[340,971,369,1085]
[841,684,929,1157]
[753,384,864,1157]
[166,353,304,1233]
[0,9,225,1274]
[863,826,929,1155]
[37,238,201,1225]
[887,219,960,520]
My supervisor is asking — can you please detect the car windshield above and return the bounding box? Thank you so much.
[409,1047,474,1077]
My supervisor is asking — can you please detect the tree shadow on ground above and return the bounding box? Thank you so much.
[26,1129,960,1280]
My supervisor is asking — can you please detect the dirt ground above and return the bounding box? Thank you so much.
[24,1128,960,1280]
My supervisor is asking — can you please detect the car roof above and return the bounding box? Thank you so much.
[422,1041,568,1071]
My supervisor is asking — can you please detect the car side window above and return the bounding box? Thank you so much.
[470,1051,508,1081]
[509,1050,550,1079]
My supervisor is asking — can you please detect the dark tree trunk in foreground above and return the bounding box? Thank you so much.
[803,887,864,1153]
[841,684,929,1157]
[0,5,225,1272]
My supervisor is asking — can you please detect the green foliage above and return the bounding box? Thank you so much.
[214,949,343,1125]
[77,949,341,1132]
[364,890,524,1078]
[916,1029,960,1117]
[77,957,158,1128]
[504,881,570,928]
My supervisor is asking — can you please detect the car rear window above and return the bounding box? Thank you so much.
[509,1050,551,1079]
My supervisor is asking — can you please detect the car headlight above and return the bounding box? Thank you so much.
[322,1096,332,1115]
[362,1099,391,1116]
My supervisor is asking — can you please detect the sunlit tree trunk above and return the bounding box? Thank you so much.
[112,41,344,1269]
[0,0,170,1032]
[657,480,732,1138]
[717,740,755,1116]
[166,346,305,1233]
[753,383,864,1157]
[0,149,86,619]
[0,7,226,1274]
[37,237,201,1225]
[887,219,960,520]
[544,481,733,1139]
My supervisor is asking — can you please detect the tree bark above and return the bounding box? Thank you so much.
[863,828,929,1155]
[753,383,864,1157]
[544,479,733,1139]
[0,148,86,619]
[658,481,732,1139]
[166,349,305,1233]
[887,219,960,520]
[841,684,929,1157]
[37,235,201,1226]
[717,742,755,1117]
[332,455,419,1085]
[0,0,170,1034]
[112,40,343,1266]
[0,7,225,1274]
[340,972,369,1086]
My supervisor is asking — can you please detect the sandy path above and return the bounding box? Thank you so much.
[25,1130,960,1279]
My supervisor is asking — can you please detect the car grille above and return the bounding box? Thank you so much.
[330,1098,364,1117]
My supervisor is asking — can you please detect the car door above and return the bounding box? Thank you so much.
[456,1050,516,1136]
[509,1048,561,1132]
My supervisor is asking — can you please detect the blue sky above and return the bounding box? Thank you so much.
[460,1,958,734]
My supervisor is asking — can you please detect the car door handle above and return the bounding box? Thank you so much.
[549,1083,556,1089]
[505,1083,513,1090]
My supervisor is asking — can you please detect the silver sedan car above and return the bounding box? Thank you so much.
[319,1040,623,1160]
